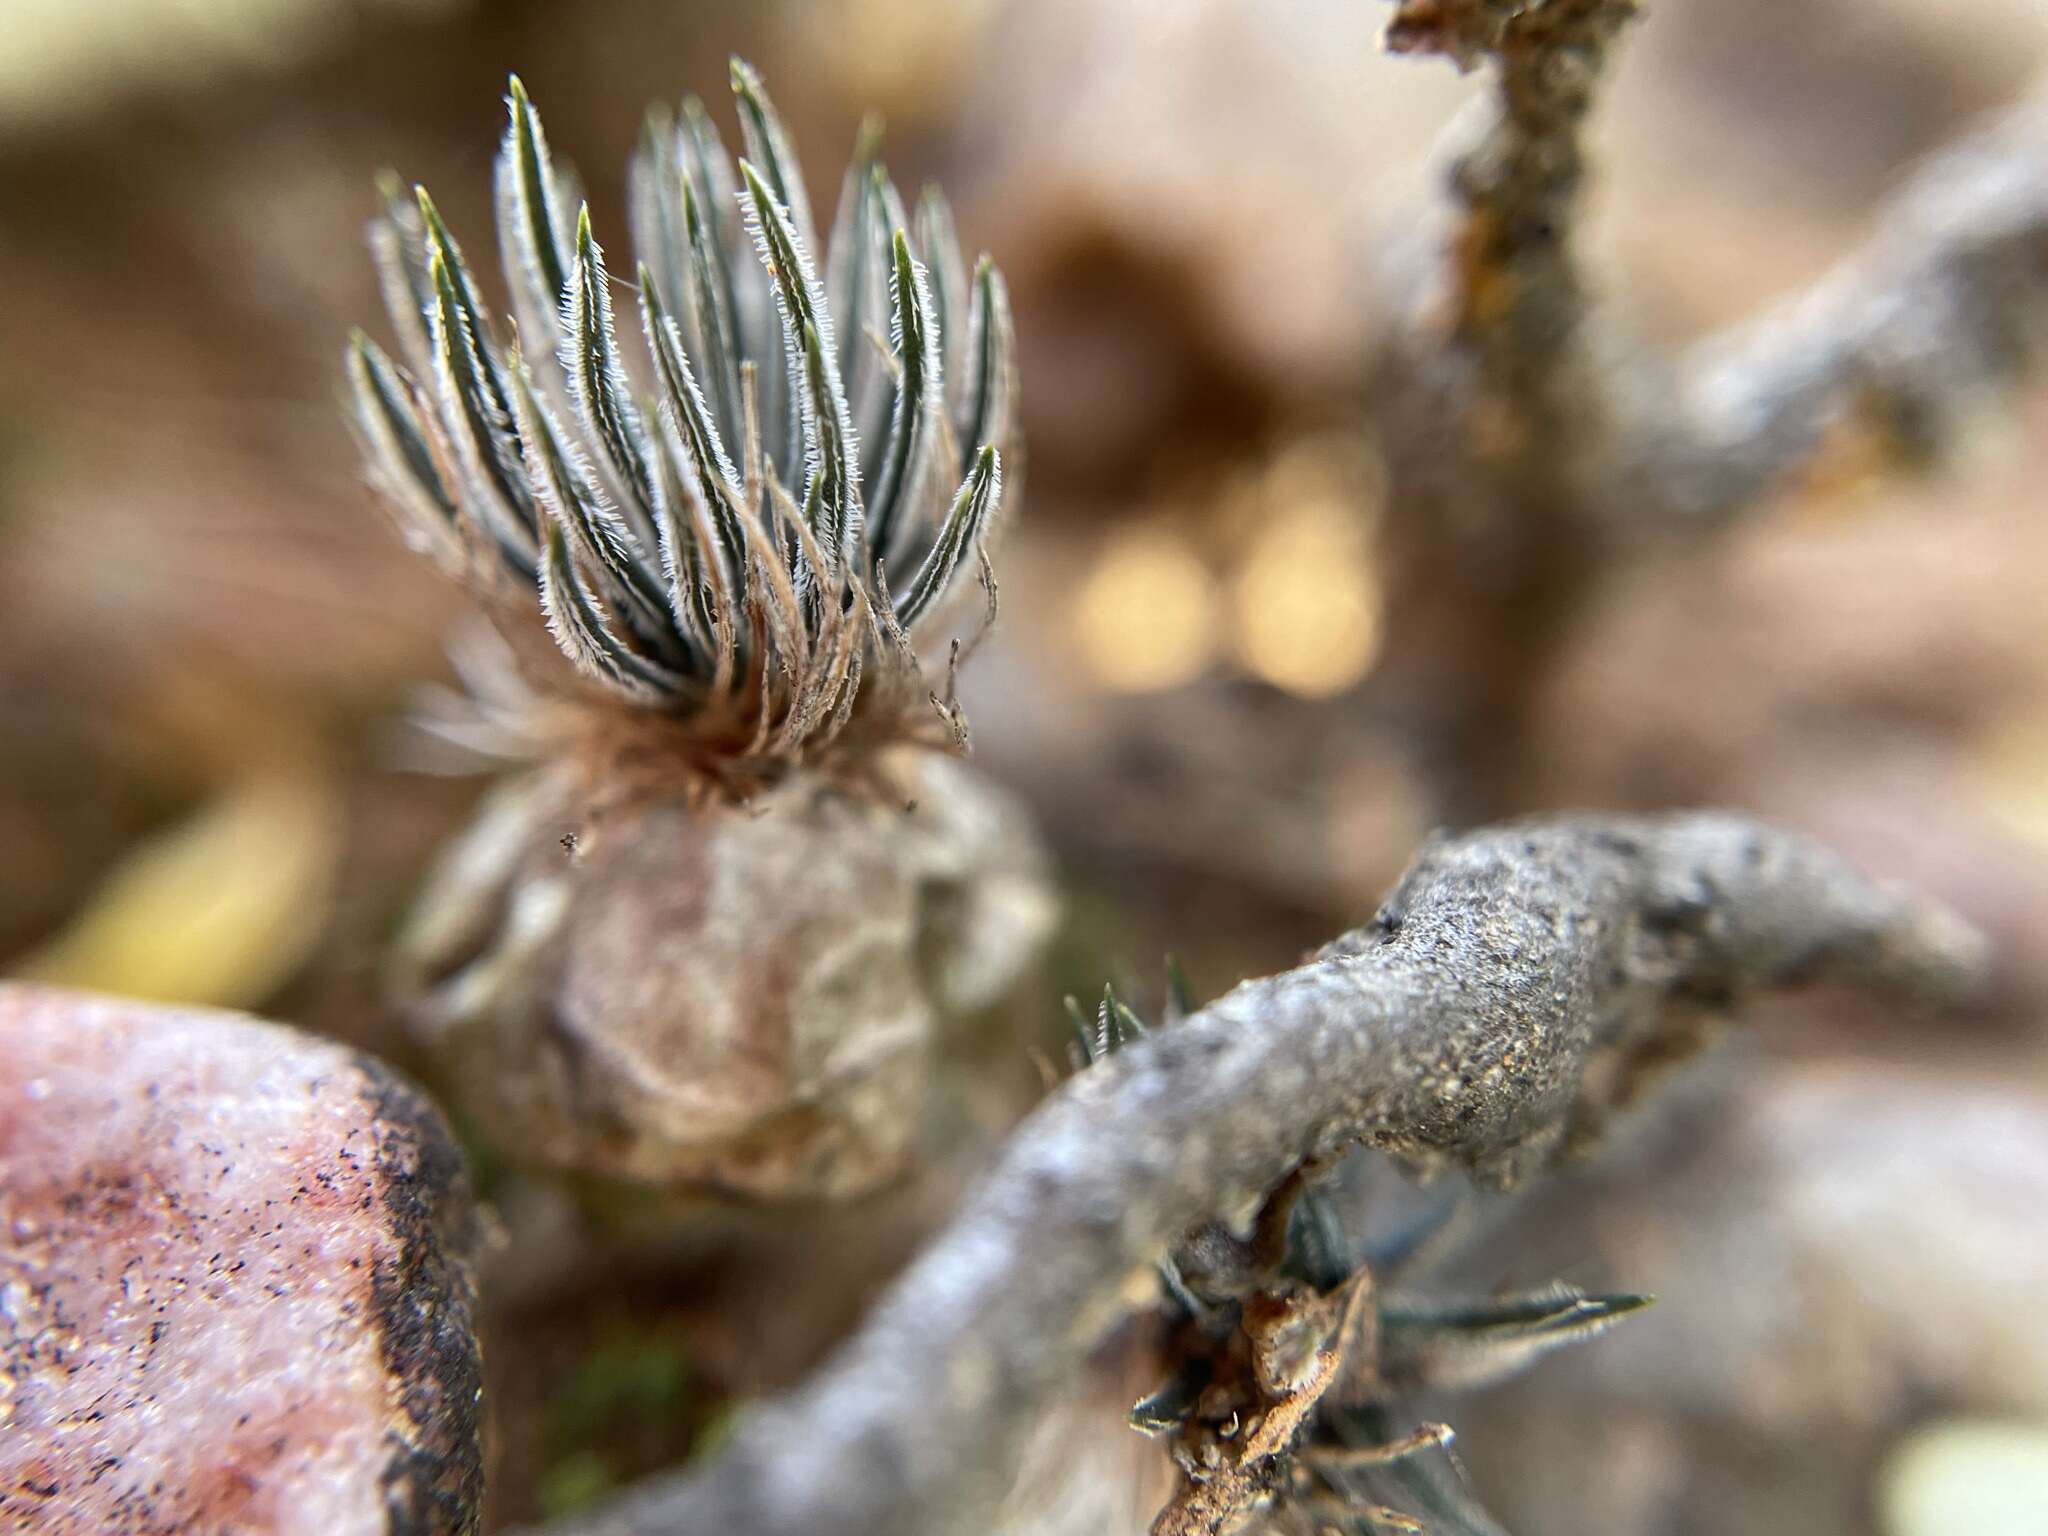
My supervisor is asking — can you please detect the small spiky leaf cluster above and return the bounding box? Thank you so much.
[1079,980,1652,1536]
[346,61,1015,770]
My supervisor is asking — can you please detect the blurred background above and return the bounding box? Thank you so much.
[5,1,2048,1531]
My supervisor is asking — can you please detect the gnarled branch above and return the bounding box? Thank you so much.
[527,812,1982,1536]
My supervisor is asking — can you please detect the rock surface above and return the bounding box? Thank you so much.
[0,985,481,1535]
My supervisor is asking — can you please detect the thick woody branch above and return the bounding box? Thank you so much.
[529,813,1982,1536]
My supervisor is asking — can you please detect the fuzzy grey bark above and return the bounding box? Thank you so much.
[527,812,1982,1536]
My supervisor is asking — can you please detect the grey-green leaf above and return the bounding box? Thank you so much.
[895,443,999,628]
[495,75,572,355]
[1317,1406,1513,1536]
[421,227,540,565]
[538,521,684,701]
[915,185,966,409]
[730,57,822,283]
[681,175,746,469]
[626,105,687,322]
[638,264,746,598]
[868,227,940,569]
[563,204,665,554]
[368,170,434,379]
[824,116,884,385]
[741,159,862,569]
[1379,1285,1655,1395]
[507,360,676,645]
[959,256,1016,476]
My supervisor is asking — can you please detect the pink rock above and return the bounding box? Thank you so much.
[0,985,481,1534]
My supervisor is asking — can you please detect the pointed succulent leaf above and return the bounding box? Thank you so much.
[422,235,540,566]
[680,93,755,454]
[346,331,457,527]
[1129,1360,1212,1439]
[627,105,687,321]
[959,256,1016,475]
[741,158,862,565]
[1063,994,1101,1069]
[417,187,519,414]
[915,185,967,406]
[730,58,823,281]
[647,459,725,668]
[495,76,573,353]
[1302,1423,1458,1472]
[824,116,885,383]
[416,200,543,573]
[679,95,739,258]
[506,360,676,642]
[731,64,822,477]
[638,266,747,596]
[1101,984,1149,1053]
[798,319,859,572]
[895,444,999,628]
[345,330,484,580]
[853,168,913,473]
[538,522,685,701]
[868,228,941,568]
[1318,1406,1513,1536]
[729,67,808,472]
[1065,983,1152,1070]
[1379,1285,1654,1395]
[563,205,665,552]
[1092,989,1117,1061]
[368,170,435,378]
[680,174,746,461]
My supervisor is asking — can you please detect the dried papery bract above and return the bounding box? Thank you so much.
[392,748,1054,1199]
[344,62,1049,1201]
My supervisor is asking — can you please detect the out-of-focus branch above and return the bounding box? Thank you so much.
[1370,0,2048,817]
[525,812,1982,1536]
[1369,0,1647,818]
[1380,0,1640,525]
[1662,84,2048,531]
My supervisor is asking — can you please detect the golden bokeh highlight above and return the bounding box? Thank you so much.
[1069,436,1384,698]
[801,0,999,119]
[1072,527,1219,692]
[1232,500,1381,697]
[1231,440,1383,697]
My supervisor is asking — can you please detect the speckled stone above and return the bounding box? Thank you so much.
[0,985,482,1535]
